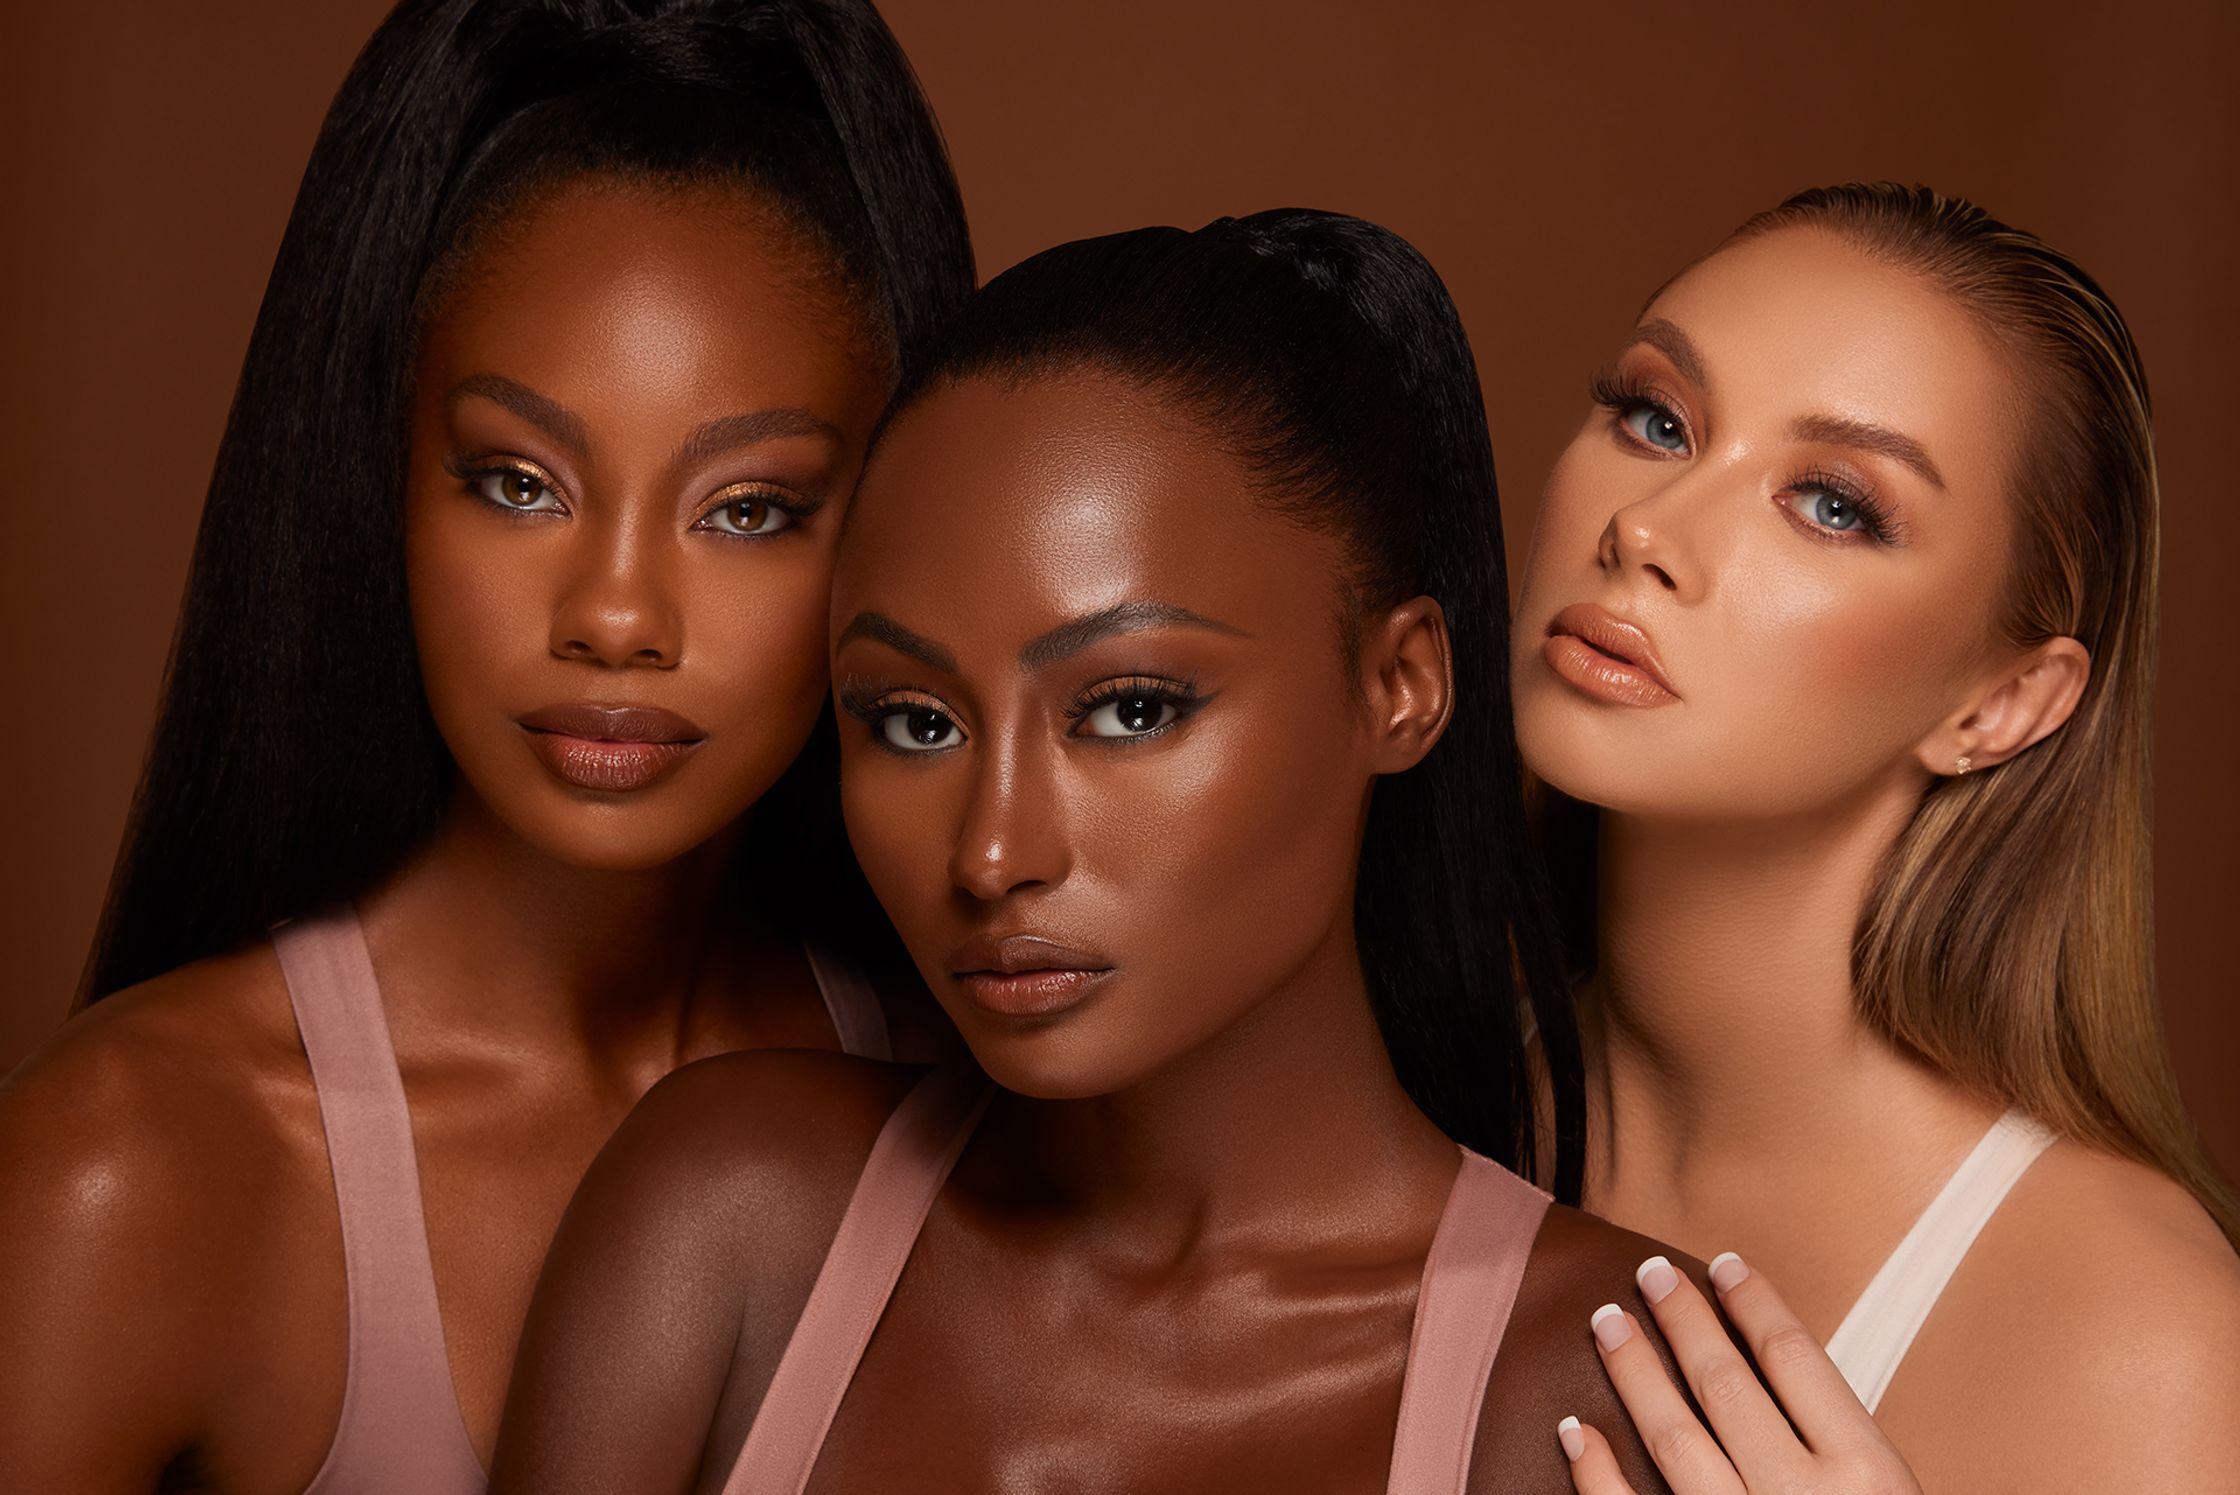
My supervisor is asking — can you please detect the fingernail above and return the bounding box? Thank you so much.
[1558,1415,1585,1461]
[1708,1251,1749,1294]
[1591,1302,1631,1351]
[1635,1254,1679,1304]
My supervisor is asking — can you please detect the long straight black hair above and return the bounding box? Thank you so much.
[879,213,1584,1195]
[82,0,974,1004]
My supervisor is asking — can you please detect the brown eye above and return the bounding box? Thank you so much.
[697,492,797,537]
[880,706,963,752]
[1079,693,1181,739]
[470,468,562,511]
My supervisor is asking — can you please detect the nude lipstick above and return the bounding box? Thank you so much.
[1543,603,1680,707]
[516,704,705,792]
[949,933,1113,1020]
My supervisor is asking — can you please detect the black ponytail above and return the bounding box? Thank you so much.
[880,213,1584,1195]
[83,0,973,1003]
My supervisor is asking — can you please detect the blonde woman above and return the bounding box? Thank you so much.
[1515,184,2240,1492]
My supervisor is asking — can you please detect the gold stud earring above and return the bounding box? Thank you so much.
[1955,755,1973,776]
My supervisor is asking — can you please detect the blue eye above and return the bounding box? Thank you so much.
[1802,488,1863,530]
[879,706,963,753]
[471,466,564,512]
[1078,693,1178,739]
[1621,402,1689,453]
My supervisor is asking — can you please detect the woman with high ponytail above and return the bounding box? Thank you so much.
[489,211,1686,1493]
[0,2,969,1488]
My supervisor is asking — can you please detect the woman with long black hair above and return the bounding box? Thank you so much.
[491,211,1696,1493]
[0,2,970,1489]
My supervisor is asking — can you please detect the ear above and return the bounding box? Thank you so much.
[1912,635,2090,778]
[1360,596,1454,775]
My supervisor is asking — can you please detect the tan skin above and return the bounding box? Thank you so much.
[1508,228,2240,1490]
[492,368,1715,1494]
[0,176,941,1491]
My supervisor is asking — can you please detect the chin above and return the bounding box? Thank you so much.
[949,1008,1175,1103]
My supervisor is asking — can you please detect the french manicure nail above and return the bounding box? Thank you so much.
[1558,1415,1585,1461]
[1708,1251,1749,1293]
[1635,1254,1679,1304]
[1591,1302,1631,1351]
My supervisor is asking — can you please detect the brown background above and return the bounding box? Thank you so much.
[3,1,2233,1176]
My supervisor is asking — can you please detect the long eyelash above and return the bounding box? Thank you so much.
[1062,674,1203,723]
[700,485,823,524]
[836,679,943,724]
[1589,366,1659,412]
[1792,466,1907,546]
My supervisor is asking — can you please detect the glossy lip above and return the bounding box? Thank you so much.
[949,932,1114,1020]
[515,703,707,793]
[1544,602,1681,707]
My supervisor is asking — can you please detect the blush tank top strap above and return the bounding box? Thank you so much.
[723,1068,993,1495]
[1385,1152,1555,1495]
[1824,1108,2055,1413]
[803,942,894,1062]
[271,908,486,1495]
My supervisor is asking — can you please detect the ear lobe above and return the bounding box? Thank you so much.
[1364,597,1454,774]
[1916,636,2090,777]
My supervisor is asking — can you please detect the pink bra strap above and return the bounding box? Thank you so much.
[724,1068,992,1495]
[802,943,894,1062]
[1385,1153,1552,1495]
[272,909,485,1493]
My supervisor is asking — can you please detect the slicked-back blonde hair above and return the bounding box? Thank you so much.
[1726,182,2233,1239]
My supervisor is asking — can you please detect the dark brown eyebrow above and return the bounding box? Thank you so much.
[1627,317,1712,393]
[1790,414,1946,490]
[835,611,957,673]
[676,408,844,469]
[1019,601,1249,670]
[448,373,589,456]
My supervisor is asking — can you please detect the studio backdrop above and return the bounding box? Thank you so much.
[3,0,2233,1175]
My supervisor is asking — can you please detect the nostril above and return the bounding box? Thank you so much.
[1646,562,1677,592]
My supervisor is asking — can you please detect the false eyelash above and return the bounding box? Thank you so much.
[835,679,940,724]
[1788,466,1907,546]
[1061,674,1203,723]
[1589,366,1660,412]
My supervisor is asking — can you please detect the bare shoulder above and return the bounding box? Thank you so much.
[1887,1137,2240,1490]
[0,941,312,1243]
[0,943,332,1480]
[1470,1201,1698,1493]
[491,1052,937,1493]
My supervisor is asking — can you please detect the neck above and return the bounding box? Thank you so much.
[999,922,1461,1265]
[1585,783,1991,1220]
[357,787,747,1063]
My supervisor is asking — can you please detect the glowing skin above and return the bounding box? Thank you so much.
[1513,228,2026,823]
[1514,227,2240,1495]
[0,177,911,1492]
[407,181,889,871]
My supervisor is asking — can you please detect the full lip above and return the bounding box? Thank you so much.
[1545,602,1680,701]
[949,932,1114,1020]
[515,703,708,743]
[514,703,707,793]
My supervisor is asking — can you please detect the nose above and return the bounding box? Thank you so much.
[549,509,682,668]
[1595,468,1710,602]
[947,731,1070,902]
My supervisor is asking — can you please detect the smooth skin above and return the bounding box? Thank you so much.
[1508,227,2240,1491]
[492,369,1709,1493]
[0,177,936,1492]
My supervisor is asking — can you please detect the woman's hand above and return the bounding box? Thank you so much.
[1558,1252,1924,1495]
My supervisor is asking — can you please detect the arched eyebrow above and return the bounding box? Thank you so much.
[448,373,589,455]
[1019,601,1249,669]
[676,408,843,468]
[836,612,956,673]
[1627,318,1711,392]
[1790,414,1946,489]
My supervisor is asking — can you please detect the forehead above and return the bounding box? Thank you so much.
[423,178,871,409]
[1648,227,2012,474]
[837,369,1343,656]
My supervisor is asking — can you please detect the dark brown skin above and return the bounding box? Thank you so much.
[0,176,940,1492]
[493,370,1707,1493]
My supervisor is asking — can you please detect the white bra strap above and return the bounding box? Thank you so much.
[1824,1110,2055,1412]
